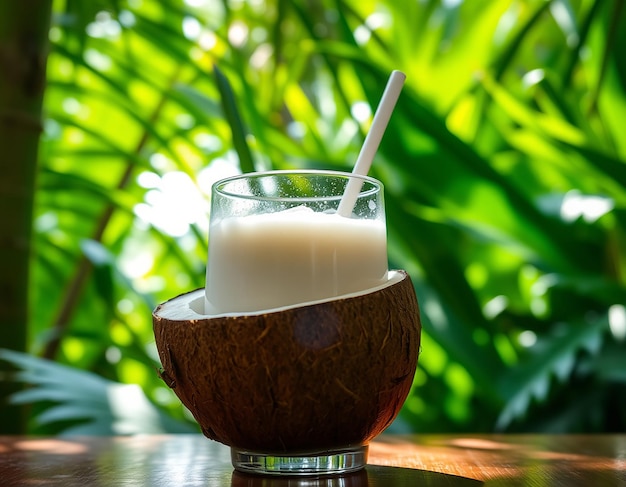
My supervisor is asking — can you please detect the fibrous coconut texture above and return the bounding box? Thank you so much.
[153,270,421,453]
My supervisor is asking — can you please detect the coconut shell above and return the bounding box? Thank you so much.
[153,270,421,453]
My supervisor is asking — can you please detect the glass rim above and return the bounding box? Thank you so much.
[212,169,383,203]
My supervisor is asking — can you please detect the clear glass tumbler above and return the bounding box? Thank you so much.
[205,170,388,316]
[152,170,421,477]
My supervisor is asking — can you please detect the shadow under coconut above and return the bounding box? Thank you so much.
[231,465,484,486]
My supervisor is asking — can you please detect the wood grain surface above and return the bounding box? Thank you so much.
[0,434,624,486]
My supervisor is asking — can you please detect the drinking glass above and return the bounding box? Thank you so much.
[205,170,388,315]
[152,170,421,477]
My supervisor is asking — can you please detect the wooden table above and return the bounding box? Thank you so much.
[1,434,625,486]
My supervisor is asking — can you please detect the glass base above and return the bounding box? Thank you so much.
[231,445,368,476]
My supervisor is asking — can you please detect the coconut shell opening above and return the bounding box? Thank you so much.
[159,270,405,320]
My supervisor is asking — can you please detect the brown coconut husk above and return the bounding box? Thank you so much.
[153,270,421,453]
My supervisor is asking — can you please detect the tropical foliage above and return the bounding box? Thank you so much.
[1,0,625,434]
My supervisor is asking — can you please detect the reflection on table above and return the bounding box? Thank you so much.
[1,434,625,486]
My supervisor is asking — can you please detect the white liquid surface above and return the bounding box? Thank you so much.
[205,207,388,315]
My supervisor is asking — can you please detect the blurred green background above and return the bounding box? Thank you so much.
[1,0,625,435]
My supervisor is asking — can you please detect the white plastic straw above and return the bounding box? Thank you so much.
[337,70,406,217]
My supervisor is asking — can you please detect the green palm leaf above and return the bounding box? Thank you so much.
[0,349,194,435]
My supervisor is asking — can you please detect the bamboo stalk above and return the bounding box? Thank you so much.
[0,0,53,434]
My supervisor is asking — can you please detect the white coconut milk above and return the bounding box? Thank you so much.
[204,206,388,315]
